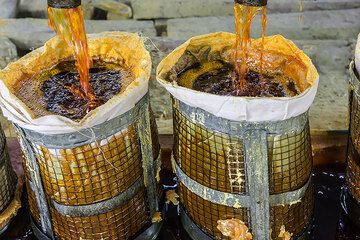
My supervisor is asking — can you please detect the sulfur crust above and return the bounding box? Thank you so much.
[0,32,151,120]
[157,32,318,93]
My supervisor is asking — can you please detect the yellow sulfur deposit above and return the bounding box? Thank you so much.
[217,218,253,240]
[166,190,179,205]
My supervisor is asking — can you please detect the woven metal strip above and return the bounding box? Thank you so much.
[244,130,270,239]
[174,159,310,208]
[17,94,148,149]
[174,98,309,136]
[52,178,143,217]
[0,148,8,168]
[350,61,360,97]
[174,158,250,208]
[137,98,159,216]
[16,130,55,240]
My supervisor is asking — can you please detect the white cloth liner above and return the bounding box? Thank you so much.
[158,79,319,123]
[157,32,319,123]
[0,80,148,135]
[0,32,151,135]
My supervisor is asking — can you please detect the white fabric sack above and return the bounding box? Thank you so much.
[0,32,151,135]
[157,32,319,123]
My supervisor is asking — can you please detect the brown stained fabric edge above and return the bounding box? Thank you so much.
[0,176,23,230]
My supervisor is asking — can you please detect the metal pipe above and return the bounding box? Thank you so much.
[235,0,267,7]
[47,0,81,8]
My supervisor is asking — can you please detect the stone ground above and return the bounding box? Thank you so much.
[0,0,359,135]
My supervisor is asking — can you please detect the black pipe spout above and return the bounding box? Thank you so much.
[48,0,81,8]
[235,0,267,7]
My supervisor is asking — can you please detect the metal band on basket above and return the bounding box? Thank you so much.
[52,178,144,217]
[176,99,309,136]
[173,159,311,208]
[137,99,159,215]
[16,93,162,239]
[18,96,148,149]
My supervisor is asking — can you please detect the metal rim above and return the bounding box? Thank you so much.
[175,98,309,136]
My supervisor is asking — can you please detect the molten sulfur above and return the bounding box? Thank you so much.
[233,3,267,94]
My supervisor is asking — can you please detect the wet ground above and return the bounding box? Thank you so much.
[1,165,359,240]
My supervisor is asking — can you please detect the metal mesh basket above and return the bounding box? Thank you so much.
[0,123,18,232]
[17,94,162,240]
[172,98,313,239]
[347,61,360,203]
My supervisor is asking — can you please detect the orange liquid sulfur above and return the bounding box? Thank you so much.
[48,6,96,108]
[233,3,267,93]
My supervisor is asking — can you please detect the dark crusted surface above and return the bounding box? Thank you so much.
[42,68,121,119]
[191,63,298,97]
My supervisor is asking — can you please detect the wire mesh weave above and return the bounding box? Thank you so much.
[0,125,17,215]
[174,108,247,194]
[50,188,150,240]
[0,150,17,214]
[173,102,313,239]
[270,185,314,239]
[268,125,312,194]
[35,124,143,206]
[19,108,161,240]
